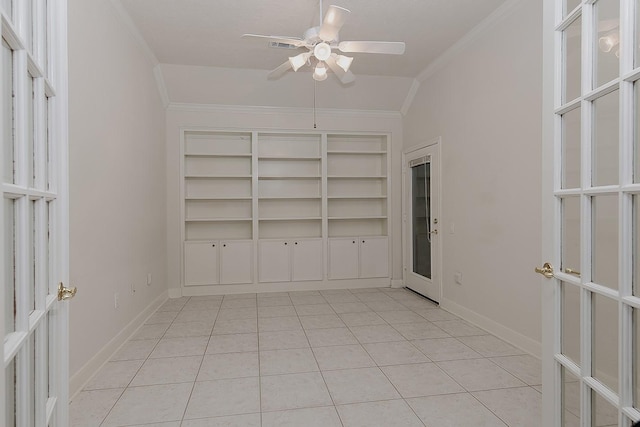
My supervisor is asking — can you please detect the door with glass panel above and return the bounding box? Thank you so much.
[541,0,640,425]
[404,143,440,302]
[2,1,71,426]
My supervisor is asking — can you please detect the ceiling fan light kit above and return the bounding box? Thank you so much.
[242,1,406,84]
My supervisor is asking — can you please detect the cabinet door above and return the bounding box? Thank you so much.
[328,238,359,280]
[220,240,253,284]
[291,239,323,282]
[360,237,389,278]
[258,240,291,283]
[184,241,219,286]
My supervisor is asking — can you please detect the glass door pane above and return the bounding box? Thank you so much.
[411,161,431,279]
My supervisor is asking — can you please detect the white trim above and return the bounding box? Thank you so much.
[400,79,420,116]
[167,102,402,120]
[153,65,169,107]
[440,297,542,358]
[390,279,404,288]
[107,0,158,66]
[416,0,526,83]
[68,290,168,399]
[168,287,183,298]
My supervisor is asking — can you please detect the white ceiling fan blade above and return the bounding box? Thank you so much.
[325,55,356,84]
[319,5,350,42]
[338,41,406,55]
[267,60,293,79]
[242,33,306,47]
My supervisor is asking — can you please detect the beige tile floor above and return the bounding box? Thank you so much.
[70,287,543,427]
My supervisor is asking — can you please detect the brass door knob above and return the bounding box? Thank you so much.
[535,262,554,279]
[58,282,78,301]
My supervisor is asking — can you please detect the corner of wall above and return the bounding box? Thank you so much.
[154,65,170,107]
[400,79,420,116]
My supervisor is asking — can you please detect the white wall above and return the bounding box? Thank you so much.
[403,0,543,355]
[68,0,167,389]
[160,64,414,111]
[165,106,403,295]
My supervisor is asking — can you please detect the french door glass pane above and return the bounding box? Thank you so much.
[27,75,35,188]
[593,90,619,187]
[562,366,581,425]
[412,162,431,279]
[29,335,35,427]
[635,195,640,296]
[562,282,581,364]
[594,0,620,88]
[4,197,16,335]
[562,107,581,189]
[2,39,14,184]
[634,308,640,408]
[593,293,618,392]
[1,0,11,17]
[564,17,582,103]
[45,96,50,190]
[635,82,640,183]
[562,197,581,274]
[565,0,581,16]
[592,388,618,426]
[6,359,16,427]
[592,195,618,290]
[30,200,36,311]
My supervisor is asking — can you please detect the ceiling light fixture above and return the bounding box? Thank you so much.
[313,62,328,81]
[289,52,311,71]
[314,42,332,61]
[334,54,354,72]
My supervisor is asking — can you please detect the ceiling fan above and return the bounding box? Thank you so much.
[242,1,406,84]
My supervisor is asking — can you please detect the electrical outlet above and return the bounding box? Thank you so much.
[147,273,152,286]
[454,271,463,285]
[114,292,119,309]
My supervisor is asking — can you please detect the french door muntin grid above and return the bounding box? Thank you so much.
[2,0,64,426]
[554,0,640,425]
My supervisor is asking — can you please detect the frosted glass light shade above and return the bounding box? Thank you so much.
[289,52,310,72]
[313,62,328,81]
[314,42,332,61]
[335,54,353,72]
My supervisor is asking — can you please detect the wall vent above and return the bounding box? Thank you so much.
[269,41,298,50]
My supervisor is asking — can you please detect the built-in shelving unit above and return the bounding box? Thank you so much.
[181,130,391,289]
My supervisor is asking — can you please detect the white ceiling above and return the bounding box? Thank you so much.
[119,0,508,78]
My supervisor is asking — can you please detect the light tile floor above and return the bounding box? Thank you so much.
[71,287,542,427]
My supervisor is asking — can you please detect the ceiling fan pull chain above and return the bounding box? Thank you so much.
[313,79,317,129]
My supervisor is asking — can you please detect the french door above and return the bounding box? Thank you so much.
[542,0,640,425]
[1,1,70,426]
[403,142,441,302]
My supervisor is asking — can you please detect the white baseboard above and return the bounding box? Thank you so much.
[168,287,182,298]
[391,279,404,289]
[69,290,169,400]
[440,297,542,358]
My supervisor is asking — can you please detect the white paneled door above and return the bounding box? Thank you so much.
[1,1,70,426]
[542,0,639,425]
[403,142,441,302]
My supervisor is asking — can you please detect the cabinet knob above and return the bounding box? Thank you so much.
[362,240,365,243]
[284,242,288,245]
[352,240,356,244]
[212,244,215,247]
[295,242,298,245]
[223,244,226,247]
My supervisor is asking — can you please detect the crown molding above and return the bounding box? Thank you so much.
[108,0,159,66]
[400,79,420,116]
[416,0,526,83]
[167,102,402,120]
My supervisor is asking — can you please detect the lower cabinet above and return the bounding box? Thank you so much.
[184,240,253,286]
[258,238,323,283]
[328,236,388,280]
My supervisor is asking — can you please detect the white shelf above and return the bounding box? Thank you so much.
[259,156,321,160]
[327,150,387,155]
[329,216,388,220]
[186,196,253,201]
[186,218,253,222]
[328,196,386,199]
[185,153,252,158]
[185,175,252,179]
[259,175,321,180]
[259,196,321,200]
[259,217,322,221]
[328,176,387,179]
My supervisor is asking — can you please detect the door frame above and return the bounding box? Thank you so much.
[402,137,442,302]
